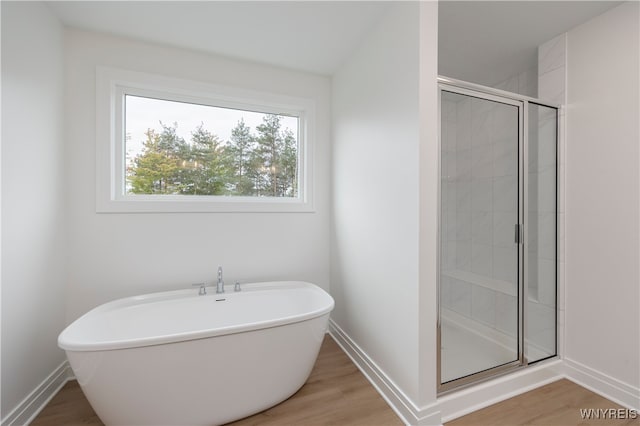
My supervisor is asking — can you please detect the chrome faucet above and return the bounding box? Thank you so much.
[192,282,207,296]
[216,266,225,294]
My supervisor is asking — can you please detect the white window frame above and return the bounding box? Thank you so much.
[96,67,315,213]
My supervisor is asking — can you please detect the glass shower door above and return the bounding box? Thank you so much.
[526,103,558,363]
[439,88,522,386]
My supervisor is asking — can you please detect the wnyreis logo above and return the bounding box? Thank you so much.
[579,408,638,420]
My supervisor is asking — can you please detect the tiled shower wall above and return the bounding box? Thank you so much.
[528,33,567,359]
[440,91,520,340]
[441,37,564,359]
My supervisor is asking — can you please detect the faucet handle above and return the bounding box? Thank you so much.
[192,283,207,296]
[234,281,241,292]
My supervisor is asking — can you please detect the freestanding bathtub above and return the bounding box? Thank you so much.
[58,281,334,426]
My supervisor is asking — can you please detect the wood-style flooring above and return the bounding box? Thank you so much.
[446,378,639,426]
[32,337,637,426]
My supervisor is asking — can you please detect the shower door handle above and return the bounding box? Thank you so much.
[515,224,523,244]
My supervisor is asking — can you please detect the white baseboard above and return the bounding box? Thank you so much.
[1,361,73,426]
[328,320,441,425]
[564,357,640,411]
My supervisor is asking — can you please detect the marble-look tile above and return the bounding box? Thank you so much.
[518,68,538,98]
[456,148,472,181]
[472,210,493,245]
[534,166,557,213]
[528,216,540,254]
[444,210,457,242]
[456,241,472,272]
[443,241,457,270]
[493,137,518,177]
[472,285,496,327]
[536,115,558,171]
[538,34,566,75]
[527,301,555,336]
[538,66,566,104]
[456,211,472,242]
[527,254,539,293]
[495,75,519,94]
[538,103,557,121]
[442,98,457,117]
[492,104,518,141]
[527,328,556,361]
[472,178,493,212]
[442,150,457,180]
[493,211,517,248]
[535,257,557,306]
[493,245,517,283]
[527,254,556,303]
[441,123,449,155]
[537,212,556,260]
[456,180,472,212]
[529,139,556,175]
[441,151,449,178]
[520,81,538,99]
[440,276,452,309]
[493,175,517,212]
[456,99,472,151]
[471,99,492,147]
[472,145,493,179]
[495,292,518,337]
[442,182,457,216]
[450,278,472,317]
[472,242,493,277]
[447,116,458,151]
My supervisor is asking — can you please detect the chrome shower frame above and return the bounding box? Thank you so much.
[436,76,560,394]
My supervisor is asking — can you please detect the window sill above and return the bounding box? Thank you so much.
[96,195,314,213]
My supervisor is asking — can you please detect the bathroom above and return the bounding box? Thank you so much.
[2,1,638,425]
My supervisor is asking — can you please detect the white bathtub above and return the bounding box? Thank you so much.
[58,281,334,425]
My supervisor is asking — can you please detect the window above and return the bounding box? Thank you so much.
[96,67,314,212]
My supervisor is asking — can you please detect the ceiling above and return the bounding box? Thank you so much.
[439,1,623,87]
[47,1,391,76]
[48,1,623,79]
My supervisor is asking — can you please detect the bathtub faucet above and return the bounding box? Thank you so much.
[216,266,225,294]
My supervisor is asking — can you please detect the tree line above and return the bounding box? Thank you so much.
[127,114,298,197]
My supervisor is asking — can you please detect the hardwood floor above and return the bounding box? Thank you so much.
[31,335,403,426]
[32,339,638,426]
[446,379,639,426]
[30,381,101,425]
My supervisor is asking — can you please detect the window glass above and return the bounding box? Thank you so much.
[125,95,300,198]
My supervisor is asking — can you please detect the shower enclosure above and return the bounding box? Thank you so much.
[438,77,558,392]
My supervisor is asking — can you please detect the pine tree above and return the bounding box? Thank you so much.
[279,128,298,197]
[254,115,283,196]
[129,127,182,194]
[180,124,230,195]
[227,119,256,195]
[127,115,297,198]
[253,115,298,197]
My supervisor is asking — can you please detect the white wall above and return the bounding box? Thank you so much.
[331,1,439,410]
[1,1,67,418]
[64,29,331,321]
[565,0,639,393]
